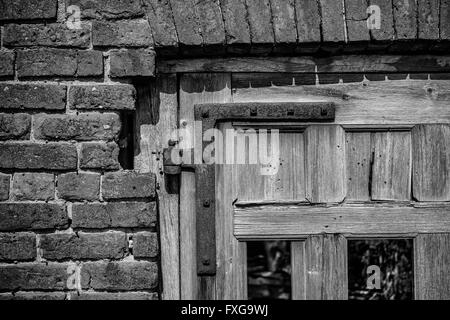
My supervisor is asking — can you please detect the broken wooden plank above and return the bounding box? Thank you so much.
[320,0,346,42]
[346,132,372,201]
[415,233,450,300]
[412,124,450,201]
[418,0,440,39]
[371,131,411,201]
[234,204,450,239]
[305,125,346,203]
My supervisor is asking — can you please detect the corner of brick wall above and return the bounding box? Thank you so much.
[0,0,159,301]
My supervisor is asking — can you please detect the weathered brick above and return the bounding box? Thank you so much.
[80,142,120,170]
[246,0,275,46]
[393,0,417,39]
[72,202,157,229]
[109,49,155,77]
[0,143,77,170]
[4,23,91,48]
[195,0,226,48]
[81,261,158,291]
[69,84,136,111]
[143,0,178,48]
[12,173,55,201]
[220,0,250,49]
[40,232,127,260]
[0,233,36,261]
[295,0,321,43]
[345,0,371,42]
[93,20,153,47]
[34,113,121,141]
[369,0,395,41]
[0,113,31,140]
[0,263,70,291]
[418,0,440,39]
[442,0,450,39]
[57,173,100,201]
[102,172,155,200]
[15,292,67,300]
[0,203,68,231]
[320,0,345,42]
[0,51,14,77]
[270,0,297,44]
[169,0,203,47]
[0,83,67,111]
[133,232,158,258]
[17,49,103,78]
[0,174,10,201]
[70,291,157,300]
[0,0,57,20]
[67,0,144,19]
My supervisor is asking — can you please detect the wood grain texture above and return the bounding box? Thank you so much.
[304,235,347,300]
[346,132,372,201]
[320,0,345,42]
[216,122,248,300]
[418,0,440,39]
[134,75,180,299]
[232,76,450,125]
[295,0,321,43]
[234,204,450,239]
[305,126,346,203]
[235,131,306,201]
[291,241,306,300]
[412,125,450,201]
[179,73,232,299]
[371,131,411,201]
[415,233,450,300]
[158,55,450,73]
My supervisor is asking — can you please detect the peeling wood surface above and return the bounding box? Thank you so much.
[234,204,450,239]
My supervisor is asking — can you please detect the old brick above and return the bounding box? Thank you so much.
[442,0,450,39]
[195,0,226,47]
[109,49,155,77]
[220,0,250,50]
[0,292,66,300]
[0,51,14,77]
[17,49,103,78]
[81,261,158,290]
[170,0,203,47]
[70,291,157,300]
[320,0,345,42]
[67,0,144,19]
[418,0,440,39]
[295,0,321,43]
[393,0,417,39]
[143,0,178,48]
[0,83,66,111]
[270,0,297,44]
[34,113,121,141]
[57,173,100,201]
[0,143,77,170]
[4,23,91,48]
[0,263,70,291]
[345,0,371,42]
[72,202,157,229]
[0,203,68,231]
[0,0,57,20]
[69,84,136,111]
[246,0,275,46]
[40,232,127,260]
[12,173,55,201]
[0,233,36,261]
[0,113,31,140]
[0,174,10,201]
[93,20,153,47]
[80,142,120,170]
[133,232,158,258]
[102,172,155,200]
[369,0,395,41]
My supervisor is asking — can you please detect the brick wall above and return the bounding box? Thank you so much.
[0,0,158,300]
[0,0,449,300]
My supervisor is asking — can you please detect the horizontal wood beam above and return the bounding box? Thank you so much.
[234,204,450,240]
[157,55,450,74]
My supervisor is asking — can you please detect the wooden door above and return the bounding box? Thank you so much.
[177,72,450,300]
